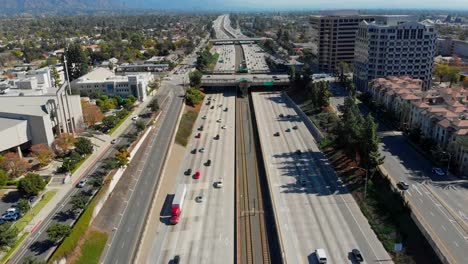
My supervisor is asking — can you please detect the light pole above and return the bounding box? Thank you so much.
[442,151,452,175]
[352,166,369,199]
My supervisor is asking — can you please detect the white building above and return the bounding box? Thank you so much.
[354,18,437,91]
[71,68,151,101]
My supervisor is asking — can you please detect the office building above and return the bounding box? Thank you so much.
[310,11,377,73]
[354,18,436,91]
[71,68,152,101]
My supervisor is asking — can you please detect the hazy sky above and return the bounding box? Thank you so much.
[229,0,468,10]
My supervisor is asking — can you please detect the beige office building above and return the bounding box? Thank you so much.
[310,11,376,73]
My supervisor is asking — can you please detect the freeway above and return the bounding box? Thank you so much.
[146,89,236,263]
[102,83,185,264]
[329,83,468,263]
[252,91,391,263]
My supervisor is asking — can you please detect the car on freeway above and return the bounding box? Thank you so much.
[285,128,291,132]
[173,255,180,264]
[76,178,88,188]
[352,249,364,262]
[111,139,117,144]
[195,196,204,203]
[274,132,280,137]
[191,148,197,154]
[279,114,284,118]
[205,159,211,166]
[292,125,298,130]
[217,118,222,123]
[214,134,220,140]
[199,125,204,131]
[224,107,228,112]
[202,115,207,119]
[286,114,292,118]
[194,171,201,179]
[196,133,201,138]
[397,181,410,190]
[185,168,192,176]
[295,149,302,155]
[432,167,445,176]
[214,179,223,188]
[210,106,215,109]
[199,148,205,153]
[221,125,226,129]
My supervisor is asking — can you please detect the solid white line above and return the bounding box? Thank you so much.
[454,241,460,247]
[442,225,447,231]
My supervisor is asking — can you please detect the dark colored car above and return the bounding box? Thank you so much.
[292,125,298,130]
[285,128,291,132]
[196,133,201,138]
[295,149,302,155]
[397,181,410,190]
[352,249,364,262]
[274,132,280,137]
[224,107,228,112]
[205,159,211,166]
[279,114,284,118]
[199,125,204,131]
[210,105,215,109]
[185,168,192,175]
[173,255,180,264]
[214,134,220,140]
[191,148,197,154]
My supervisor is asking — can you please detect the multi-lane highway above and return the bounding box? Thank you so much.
[145,89,236,263]
[252,91,392,263]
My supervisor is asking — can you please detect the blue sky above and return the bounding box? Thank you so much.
[134,0,468,10]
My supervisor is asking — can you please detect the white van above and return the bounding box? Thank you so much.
[315,248,327,263]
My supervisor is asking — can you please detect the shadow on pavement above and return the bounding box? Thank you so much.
[1,191,21,203]
[29,239,54,255]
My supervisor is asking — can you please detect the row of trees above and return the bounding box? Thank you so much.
[335,97,385,171]
[433,64,461,87]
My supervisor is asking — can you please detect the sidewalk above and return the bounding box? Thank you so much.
[21,93,157,235]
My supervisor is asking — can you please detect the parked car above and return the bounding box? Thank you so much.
[397,181,410,190]
[432,167,445,176]
[76,178,88,188]
[0,213,18,221]
[352,249,364,262]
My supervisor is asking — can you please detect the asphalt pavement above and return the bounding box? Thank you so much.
[252,91,391,264]
[329,82,468,263]
[147,89,236,264]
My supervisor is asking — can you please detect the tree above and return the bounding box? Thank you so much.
[0,169,8,188]
[0,152,30,178]
[358,114,385,170]
[434,64,449,83]
[148,98,160,112]
[17,173,46,197]
[23,256,46,264]
[102,115,119,130]
[336,96,364,159]
[0,223,18,247]
[47,223,71,243]
[71,194,88,213]
[74,137,93,156]
[115,149,130,167]
[31,144,55,167]
[446,66,460,87]
[16,198,30,216]
[337,61,350,84]
[53,133,76,155]
[189,70,202,87]
[50,67,61,88]
[135,120,146,132]
[65,43,89,81]
[81,100,104,126]
[185,87,204,106]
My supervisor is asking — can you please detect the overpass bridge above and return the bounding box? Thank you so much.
[201,74,289,87]
[210,37,272,44]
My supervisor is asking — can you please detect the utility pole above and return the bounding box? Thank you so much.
[63,54,76,135]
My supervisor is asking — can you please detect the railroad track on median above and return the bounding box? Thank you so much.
[236,94,271,264]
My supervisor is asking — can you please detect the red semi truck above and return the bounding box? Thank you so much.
[170,184,187,225]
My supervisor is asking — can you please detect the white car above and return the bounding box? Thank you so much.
[76,178,88,188]
[214,179,223,188]
[199,148,205,153]
[111,139,117,144]
[221,125,226,129]
[202,115,207,119]
[195,196,204,203]
[217,119,222,123]
[131,115,139,121]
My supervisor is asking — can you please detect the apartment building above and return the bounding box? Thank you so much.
[71,68,151,101]
[368,76,468,174]
[310,11,377,73]
[354,18,437,91]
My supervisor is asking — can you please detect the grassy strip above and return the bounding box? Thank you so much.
[73,230,108,264]
[71,154,91,174]
[108,111,131,135]
[49,196,98,262]
[175,110,199,146]
[0,232,28,264]
[13,191,57,232]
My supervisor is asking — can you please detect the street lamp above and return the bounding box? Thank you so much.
[352,166,369,199]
